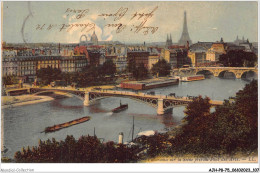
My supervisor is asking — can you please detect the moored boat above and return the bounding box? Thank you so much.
[181,75,205,82]
[44,116,91,133]
[112,101,128,113]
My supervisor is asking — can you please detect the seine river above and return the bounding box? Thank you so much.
[2,77,252,158]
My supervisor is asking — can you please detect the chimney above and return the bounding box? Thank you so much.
[118,132,124,144]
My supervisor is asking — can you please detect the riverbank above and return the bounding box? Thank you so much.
[37,85,116,91]
[85,85,116,91]
[2,85,116,109]
[1,95,54,109]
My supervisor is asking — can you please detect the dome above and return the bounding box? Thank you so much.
[90,31,98,43]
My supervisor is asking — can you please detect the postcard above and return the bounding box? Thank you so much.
[1,1,259,172]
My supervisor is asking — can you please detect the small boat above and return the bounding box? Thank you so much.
[112,100,128,113]
[44,116,91,133]
[181,75,205,82]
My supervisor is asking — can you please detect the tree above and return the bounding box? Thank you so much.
[2,75,19,85]
[151,59,171,77]
[134,133,169,158]
[184,96,211,123]
[132,63,148,80]
[218,50,257,67]
[101,59,116,76]
[219,80,258,152]
[127,59,149,80]
[235,80,258,131]
[14,134,139,163]
[75,135,103,163]
[171,80,258,155]
[36,66,62,85]
[61,72,73,86]
[74,65,101,87]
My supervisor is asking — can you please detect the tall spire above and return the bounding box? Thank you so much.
[183,11,188,35]
[166,33,172,47]
[179,11,192,46]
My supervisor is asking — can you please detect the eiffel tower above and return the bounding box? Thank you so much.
[178,11,192,46]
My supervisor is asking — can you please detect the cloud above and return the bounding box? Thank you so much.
[58,15,115,43]
[90,14,98,20]
[2,1,257,43]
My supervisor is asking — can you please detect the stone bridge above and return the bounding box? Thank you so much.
[29,87,223,115]
[177,67,258,79]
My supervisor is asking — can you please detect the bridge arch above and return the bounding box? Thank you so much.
[179,68,196,76]
[218,70,236,78]
[196,69,214,76]
[88,93,158,108]
[241,70,257,79]
[32,90,85,101]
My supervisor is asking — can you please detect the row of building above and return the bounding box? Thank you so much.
[2,36,257,83]
[187,37,257,67]
[2,55,88,82]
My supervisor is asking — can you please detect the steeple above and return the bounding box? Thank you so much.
[166,33,172,47]
[178,11,192,46]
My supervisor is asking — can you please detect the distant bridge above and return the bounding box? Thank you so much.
[29,87,223,115]
[176,67,258,79]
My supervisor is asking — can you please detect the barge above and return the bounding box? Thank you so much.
[112,101,128,113]
[181,75,205,82]
[120,78,179,90]
[44,116,91,133]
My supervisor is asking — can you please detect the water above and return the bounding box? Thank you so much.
[2,77,251,158]
[148,77,247,100]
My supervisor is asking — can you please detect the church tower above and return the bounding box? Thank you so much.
[166,34,172,47]
[178,11,192,46]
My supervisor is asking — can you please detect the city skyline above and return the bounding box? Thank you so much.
[1,2,258,170]
[2,1,258,44]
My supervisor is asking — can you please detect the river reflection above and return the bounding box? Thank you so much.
[2,77,251,158]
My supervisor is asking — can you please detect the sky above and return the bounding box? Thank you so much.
[2,1,258,44]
